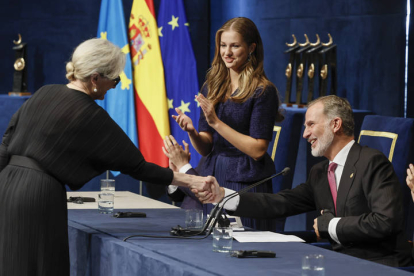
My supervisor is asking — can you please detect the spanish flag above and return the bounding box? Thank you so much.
[129,0,170,167]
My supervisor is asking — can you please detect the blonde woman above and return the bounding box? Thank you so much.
[0,38,213,276]
[173,18,283,230]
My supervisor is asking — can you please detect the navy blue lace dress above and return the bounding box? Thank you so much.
[198,85,279,230]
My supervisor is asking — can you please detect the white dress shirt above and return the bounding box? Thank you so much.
[327,139,354,244]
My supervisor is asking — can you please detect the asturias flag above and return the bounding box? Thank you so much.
[97,0,137,177]
[129,0,170,167]
[157,0,200,168]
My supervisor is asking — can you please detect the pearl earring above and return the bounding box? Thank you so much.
[93,87,97,93]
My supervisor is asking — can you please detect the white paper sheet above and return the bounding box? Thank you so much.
[232,231,305,243]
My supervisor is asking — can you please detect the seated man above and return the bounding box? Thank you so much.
[163,138,202,210]
[195,95,413,267]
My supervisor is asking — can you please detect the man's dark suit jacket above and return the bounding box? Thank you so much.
[231,143,412,266]
[168,168,203,210]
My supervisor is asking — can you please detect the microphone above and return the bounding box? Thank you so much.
[170,167,290,237]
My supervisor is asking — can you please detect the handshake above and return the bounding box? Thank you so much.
[163,135,224,204]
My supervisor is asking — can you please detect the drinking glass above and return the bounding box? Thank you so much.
[100,179,115,194]
[212,227,233,253]
[185,209,204,229]
[302,254,325,276]
[98,192,114,214]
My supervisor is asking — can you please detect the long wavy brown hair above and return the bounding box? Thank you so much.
[205,17,275,106]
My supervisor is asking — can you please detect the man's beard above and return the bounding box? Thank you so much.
[311,122,334,157]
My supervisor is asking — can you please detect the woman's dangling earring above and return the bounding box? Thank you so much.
[248,52,252,62]
[93,86,98,93]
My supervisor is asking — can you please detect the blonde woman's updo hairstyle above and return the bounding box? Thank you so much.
[66,38,125,82]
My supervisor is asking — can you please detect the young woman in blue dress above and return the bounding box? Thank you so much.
[172,17,283,230]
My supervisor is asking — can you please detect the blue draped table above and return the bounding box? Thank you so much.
[68,208,411,276]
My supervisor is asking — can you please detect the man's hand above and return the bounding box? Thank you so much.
[407,163,414,202]
[162,135,191,170]
[315,209,335,240]
[191,176,224,204]
[168,159,178,172]
[313,217,321,241]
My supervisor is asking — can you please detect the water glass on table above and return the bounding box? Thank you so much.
[302,254,325,276]
[98,192,114,214]
[100,179,115,193]
[212,227,233,253]
[185,209,204,229]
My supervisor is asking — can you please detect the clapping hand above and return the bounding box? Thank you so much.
[407,164,414,202]
[162,135,191,170]
[172,108,195,133]
[195,94,219,127]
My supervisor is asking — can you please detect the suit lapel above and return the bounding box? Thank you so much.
[336,143,360,216]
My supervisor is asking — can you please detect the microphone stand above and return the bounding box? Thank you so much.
[123,168,290,241]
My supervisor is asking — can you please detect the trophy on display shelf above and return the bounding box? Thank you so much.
[318,34,337,97]
[9,34,31,96]
[305,34,323,103]
[294,34,313,107]
[283,33,337,107]
[283,34,300,106]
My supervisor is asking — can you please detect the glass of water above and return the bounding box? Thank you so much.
[100,179,115,194]
[185,209,204,229]
[212,227,233,253]
[98,193,114,214]
[302,254,325,276]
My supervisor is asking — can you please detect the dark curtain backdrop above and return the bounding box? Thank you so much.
[0,0,409,115]
[0,0,210,96]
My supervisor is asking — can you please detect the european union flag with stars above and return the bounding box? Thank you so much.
[97,0,137,177]
[158,0,201,168]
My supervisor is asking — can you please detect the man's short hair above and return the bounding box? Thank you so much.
[308,95,355,137]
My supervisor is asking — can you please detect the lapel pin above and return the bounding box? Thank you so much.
[350,173,354,178]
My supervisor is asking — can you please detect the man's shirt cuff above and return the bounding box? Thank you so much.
[214,188,239,211]
[328,217,341,244]
[179,163,192,173]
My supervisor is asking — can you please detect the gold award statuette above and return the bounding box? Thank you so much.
[9,34,31,96]
[14,58,25,71]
